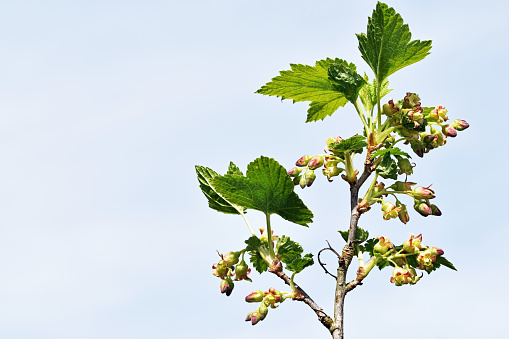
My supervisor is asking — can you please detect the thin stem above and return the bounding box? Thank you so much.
[239,210,255,236]
[376,80,382,133]
[290,272,297,292]
[354,100,370,134]
[362,173,379,201]
[265,213,275,258]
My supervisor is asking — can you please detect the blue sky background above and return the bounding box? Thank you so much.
[0,0,506,338]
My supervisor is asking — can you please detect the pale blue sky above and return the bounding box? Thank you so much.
[0,0,506,338]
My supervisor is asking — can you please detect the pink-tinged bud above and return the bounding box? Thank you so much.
[381,201,401,220]
[390,267,412,286]
[451,119,469,131]
[402,92,421,109]
[296,155,311,167]
[430,204,442,216]
[212,261,229,279]
[293,175,301,186]
[403,233,424,253]
[299,175,307,189]
[305,170,316,187]
[417,249,436,272]
[287,167,302,177]
[411,186,436,199]
[383,99,401,116]
[414,200,432,217]
[428,105,448,122]
[397,157,414,175]
[220,278,234,296]
[258,303,268,321]
[407,108,424,122]
[223,251,240,267]
[234,259,252,282]
[245,290,264,303]
[429,247,444,256]
[409,140,425,157]
[307,156,324,170]
[396,201,410,224]
[442,125,457,137]
[374,236,394,254]
[248,311,261,325]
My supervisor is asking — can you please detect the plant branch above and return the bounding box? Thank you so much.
[268,262,334,331]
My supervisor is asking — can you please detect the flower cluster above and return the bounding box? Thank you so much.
[245,287,295,325]
[382,93,469,158]
[212,250,252,296]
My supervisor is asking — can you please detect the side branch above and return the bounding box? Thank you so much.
[269,262,334,331]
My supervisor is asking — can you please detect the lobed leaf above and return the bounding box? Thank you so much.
[376,153,398,179]
[358,75,392,113]
[357,2,432,82]
[256,58,351,122]
[329,134,368,154]
[371,147,410,159]
[328,62,366,103]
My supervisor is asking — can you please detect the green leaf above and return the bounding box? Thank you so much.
[245,236,261,252]
[339,230,349,243]
[339,226,369,244]
[286,253,314,273]
[400,112,428,132]
[376,153,398,179]
[436,256,457,271]
[360,238,377,256]
[328,62,366,103]
[256,58,350,122]
[195,165,245,215]
[227,161,243,176]
[371,147,410,159]
[329,134,368,155]
[376,258,391,270]
[212,156,314,226]
[249,251,269,273]
[275,236,313,273]
[357,2,432,82]
[358,75,392,113]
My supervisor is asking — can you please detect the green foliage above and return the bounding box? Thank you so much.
[371,147,410,159]
[227,161,243,176]
[195,165,245,215]
[357,2,432,82]
[276,235,314,273]
[360,238,377,256]
[401,113,428,132]
[245,235,261,252]
[339,226,369,243]
[212,156,313,226]
[256,58,351,122]
[358,75,392,113]
[327,62,365,103]
[329,134,368,155]
[376,153,398,179]
[436,256,457,271]
[244,236,269,273]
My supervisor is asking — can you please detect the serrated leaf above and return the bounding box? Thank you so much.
[360,238,377,256]
[275,235,303,263]
[339,230,349,243]
[371,147,410,159]
[376,153,398,179]
[436,256,457,271]
[358,75,392,113]
[212,156,314,226]
[227,161,243,176]
[249,251,269,273]
[245,236,261,252]
[286,253,314,273]
[329,134,368,154]
[339,226,369,244]
[376,259,390,270]
[357,2,432,82]
[195,165,245,215]
[256,58,351,122]
[407,254,419,269]
[328,62,366,103]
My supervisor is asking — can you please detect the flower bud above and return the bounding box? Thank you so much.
[381,201,401,220]
[429,247,444,256]
[299,175,307,189]
[223,251,240,267]
[407,108,424,122]
[414,200,432,217]
[409,140,425,157]
[451,119,469,131]
[402,92,421,109]
[248,311,261,325]
[305,170,316,187]
[372,181,386,197]
[396,201,410,224]
[397,157,414,175]
[411,186,436,199]
[287,167,302,177]
[374,236,394,254]
[403,233,424,253]
[428,105,448,122]
[430,204,442,216]
[235,259,252,282]
[390,267,412,286]
[293,175,301,186]
[212,261,229,279]
[307,156,324,170]
[388,181,415,192]
[245,290,264,303]
[258,303,269,321]
[392,257,407,267]
[296,155,311,167]
[220,278,234,296]
[383,99,401,116]
[422,134,438,149]
[442,125,457,137]
[400,128,420,140]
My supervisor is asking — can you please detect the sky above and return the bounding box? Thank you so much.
[0,0,507,338]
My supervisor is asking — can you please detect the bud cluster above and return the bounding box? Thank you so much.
[212,250,251,296]
[245,287,294,325]
[382,93,469,158]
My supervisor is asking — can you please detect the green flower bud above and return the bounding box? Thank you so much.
[223,251,240,267]
[397,157,414,175]
[305,170,316,187]
[402,92,421,109]
[258,303,269,321]
[442,125,457,137]
[396,201,410,224]
[307,156,324,170]
[411,186,436,199]
[293,175,301,186]
[414,200,432,217]
[451,119,469,131]
[296,155,311,167]
[299,175,307,189]
[220,277,234,296]
[430,204,442,216]
[381,201,401,220]
[374,236,394,254]
[287,167,302,177]
[234,259,252,282]
[245,290,264,303]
